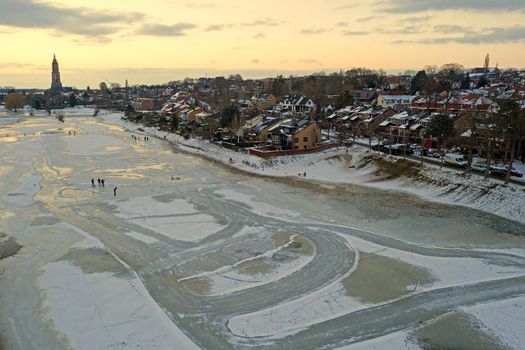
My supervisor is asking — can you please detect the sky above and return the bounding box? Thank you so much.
[1,0,525,88]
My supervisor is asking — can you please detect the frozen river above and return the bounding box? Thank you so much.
[1,109,525,350]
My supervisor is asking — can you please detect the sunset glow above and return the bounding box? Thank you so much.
[1,0,524,87]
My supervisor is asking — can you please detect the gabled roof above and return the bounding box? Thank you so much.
[254,118,279,133]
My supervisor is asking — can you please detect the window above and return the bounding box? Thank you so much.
[303,137,308,142]
[294,137,299,143]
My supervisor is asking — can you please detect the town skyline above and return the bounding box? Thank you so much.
[1,0,525,88]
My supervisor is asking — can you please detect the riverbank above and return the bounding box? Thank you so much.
[100,113,525,225]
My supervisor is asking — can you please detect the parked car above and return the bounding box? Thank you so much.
[382,144,413,156]
[444,153,468,168]
[490,165,524,178]
[471,163,487,173]
[424,148,442,158]
[510,168,524,178]
[490,166,507,178]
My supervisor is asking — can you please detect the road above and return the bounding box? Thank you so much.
[1,109,524,349]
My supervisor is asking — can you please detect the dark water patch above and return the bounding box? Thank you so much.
[0,233,22,260]
[343,253,433,303]
[59,248,130,277]
[30,216,60,226]
[413,311,508,350]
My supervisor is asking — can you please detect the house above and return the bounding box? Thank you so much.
[187,107,204,121]
[279,95,316,113]
[376,94,413,111]
[361,108,397,137]
[250,93,277,111]
[386,76,401,90]
[378,111,428,143]
[253,118,281,143]
[292,120,322,149]
[350,90,377,103]
[267,119,321,150]
[137,98,155,111]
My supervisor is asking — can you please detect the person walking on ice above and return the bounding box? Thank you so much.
[113,187,118,196]
[91,178,95,187]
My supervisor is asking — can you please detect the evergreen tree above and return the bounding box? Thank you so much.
[335,90,354,109]
[461,73,471,89]
[476,76,489,88]
[68,93,77,107]
[220,104,240,128]
[409,70,427,95]
[427,114,455,165]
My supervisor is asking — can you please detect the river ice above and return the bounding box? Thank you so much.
[0,108,524,350]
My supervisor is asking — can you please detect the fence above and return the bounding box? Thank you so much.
[249,143,343,158]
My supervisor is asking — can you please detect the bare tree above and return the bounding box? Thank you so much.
[481,113,501,179]
[465,110,481,173]
[497,100,525,184]
[5,93,25,112]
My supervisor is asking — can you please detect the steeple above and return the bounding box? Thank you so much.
[51,54,62,93]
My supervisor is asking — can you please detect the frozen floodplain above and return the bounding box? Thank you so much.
[0,108,524,350]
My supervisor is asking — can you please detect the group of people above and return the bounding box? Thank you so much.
[131,135,150,142]
[91,178,118,196]
[91,178,106,187]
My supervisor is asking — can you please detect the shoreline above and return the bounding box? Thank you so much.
[97,112,525,226]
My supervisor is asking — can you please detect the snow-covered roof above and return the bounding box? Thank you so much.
[461,130,473,137]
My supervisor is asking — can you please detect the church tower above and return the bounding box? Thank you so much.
[51,54,62,92]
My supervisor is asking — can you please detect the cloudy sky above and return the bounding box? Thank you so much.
[1,0,524,88]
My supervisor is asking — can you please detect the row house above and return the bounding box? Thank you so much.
[379,111,430,144]
[350,90,377,103]
[376,94,413,111]
[410,94,498,113]
[359,108,397,137]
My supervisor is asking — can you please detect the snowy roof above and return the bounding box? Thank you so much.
[390,111,410,121]
[461,130,473,137]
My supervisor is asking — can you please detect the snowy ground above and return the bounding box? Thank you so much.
[1,108,524,350]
